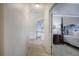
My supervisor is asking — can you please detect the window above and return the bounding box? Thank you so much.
[36,20,44,40]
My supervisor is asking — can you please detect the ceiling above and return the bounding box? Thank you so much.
[29,4,49,13]
[52,3,79,17]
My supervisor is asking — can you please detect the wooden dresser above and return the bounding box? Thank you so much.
[53,34,64,44]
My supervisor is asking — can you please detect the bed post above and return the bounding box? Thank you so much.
[61,17,64,44]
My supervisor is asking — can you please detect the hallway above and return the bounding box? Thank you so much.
[27,43,48,56]
[27,40,49,56]
[0,3,53,56]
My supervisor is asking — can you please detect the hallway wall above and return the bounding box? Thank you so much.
[43,4,54,55]
[4,4,30,56]
[0,4,4,56]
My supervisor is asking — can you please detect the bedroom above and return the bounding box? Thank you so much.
[50,3,79,56]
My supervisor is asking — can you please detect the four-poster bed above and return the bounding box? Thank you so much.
[53,17,79,48]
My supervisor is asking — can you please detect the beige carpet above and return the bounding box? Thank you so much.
[27,43,49,56]
[53,44,79,56]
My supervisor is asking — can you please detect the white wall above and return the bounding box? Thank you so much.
[4,4,30,56]
[63,17,79,25]
[42,4,54,55]
[53,16,79,25]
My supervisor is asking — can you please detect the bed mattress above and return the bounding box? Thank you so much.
[64,35,79,48]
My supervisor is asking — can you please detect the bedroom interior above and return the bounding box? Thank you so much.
[50,3,79,56]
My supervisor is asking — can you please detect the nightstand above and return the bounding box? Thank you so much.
[53,34,64,44]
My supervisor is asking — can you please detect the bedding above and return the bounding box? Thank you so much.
[64,35,79,48]
[63,24,79,48]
